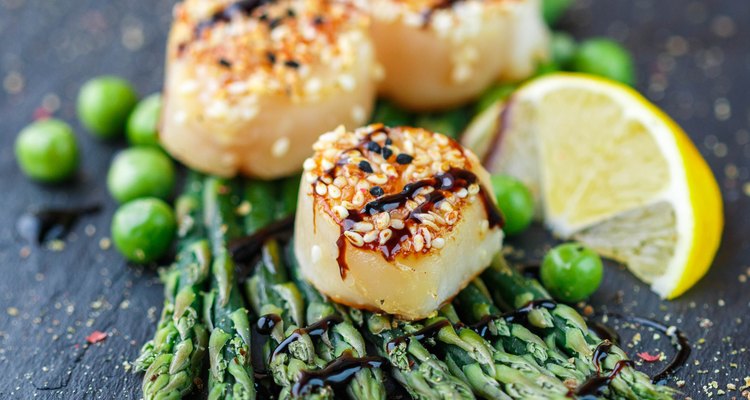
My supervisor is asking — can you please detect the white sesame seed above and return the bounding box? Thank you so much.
[456,188,468,198]
[344,231,364,247]
[432,238,445,249]
[379,229,393,245]
[303,158,317,171]
[352,190,365,207]
[363,230,378,243]
[366,174,388,185]
[374,212,391,230]
[315,182,328,196]
[468,184,480,195]
[333,205,349,220]
[352,222,374,233]
[390,219,405,230]
[413,233,425,252]
[328,185,342,199]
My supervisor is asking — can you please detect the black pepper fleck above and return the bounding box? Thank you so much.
[266,52,277,64]
[218,58,232,68]
[396,154,414,165]
[286,8,296,17]
[285,60,300,69]
[313,15,325,25]
[370,186,384,197]
[358,161,373,173]
[382,147,393,160]
[269,18,282,29]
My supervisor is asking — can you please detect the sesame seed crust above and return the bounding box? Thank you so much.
[304,124,498,260]
[170,0,370,105]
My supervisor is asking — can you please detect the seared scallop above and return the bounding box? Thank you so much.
[161,0,376,179]
[356,0,549,111]
[294,124,504,320]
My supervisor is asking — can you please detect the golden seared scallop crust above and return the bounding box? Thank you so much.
[356,0,548,111]
[294,124,504,319]
[161,0,377,178]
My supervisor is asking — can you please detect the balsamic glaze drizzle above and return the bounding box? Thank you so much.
[292,351,387,397]
[16,204,101,244]
[385,320,451,353]
[605,313,691,383]
[271,315,343,360]
[574,360,635,397]
[229,216,294,278]
[251,314,282,378]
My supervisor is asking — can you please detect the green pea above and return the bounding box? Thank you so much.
[107,147,175,203]
[542,0,573,26]
[534,61,561,78]
[571,38,636,86]
[112,198,176,263]
[550,32,577,68]
[77,76,138,139]
[126,93,162,147]
[490,175,534,236]
[475,84,516,114]
[541,243,603,302]
[15,119,79,183]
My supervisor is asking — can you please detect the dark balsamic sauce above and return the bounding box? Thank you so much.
[251,313,282,378]
[471,299,557,338]
[291,351,387,397]
[16,204,101,244]
[229,216,294,279]
[385,320,451,353]
[574,360,634,397]
[607,314,691,383]
[271,315,343,360]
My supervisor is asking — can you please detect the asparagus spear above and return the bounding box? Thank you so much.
[454,280,589,387]
[135,173,212,400]
[482,254,675,400]
[203,177,255,400]
[286,240,388,400]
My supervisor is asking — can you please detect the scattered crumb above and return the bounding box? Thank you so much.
[99,237,111,250]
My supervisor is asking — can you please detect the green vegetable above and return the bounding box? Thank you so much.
[475,84,516,114]
[550,32,577,68]
[15,119,79,183]
[414,108,470,139]
[112,198,176,263]
[127,93,162,147]
[371,100,413,126]
[135,173,211,400]
[482,255,675,400]
[542,0,573,26]
[540,243,603,302]
[77,76,138,139]
[571,38,636,86]
[490,175,534,236]
[107,147,175,203]
[203,177,256,400]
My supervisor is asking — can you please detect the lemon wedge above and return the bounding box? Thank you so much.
[469,73,723,298]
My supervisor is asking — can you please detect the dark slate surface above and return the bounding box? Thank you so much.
[0,0,748,399]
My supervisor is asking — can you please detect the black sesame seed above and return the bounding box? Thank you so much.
[385,138,393,145]
[284,60,300,69]
[370,186,384,197]
[218,58,232,68]
[313,15,325,25]
[266,52,277,64]
[396,154,413,165]
[358,160,373,173]
[366,141,382,153]
[382,147,393,160]
[269,18,282,29]
[286,8,296,17]
[259,13,269,21]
